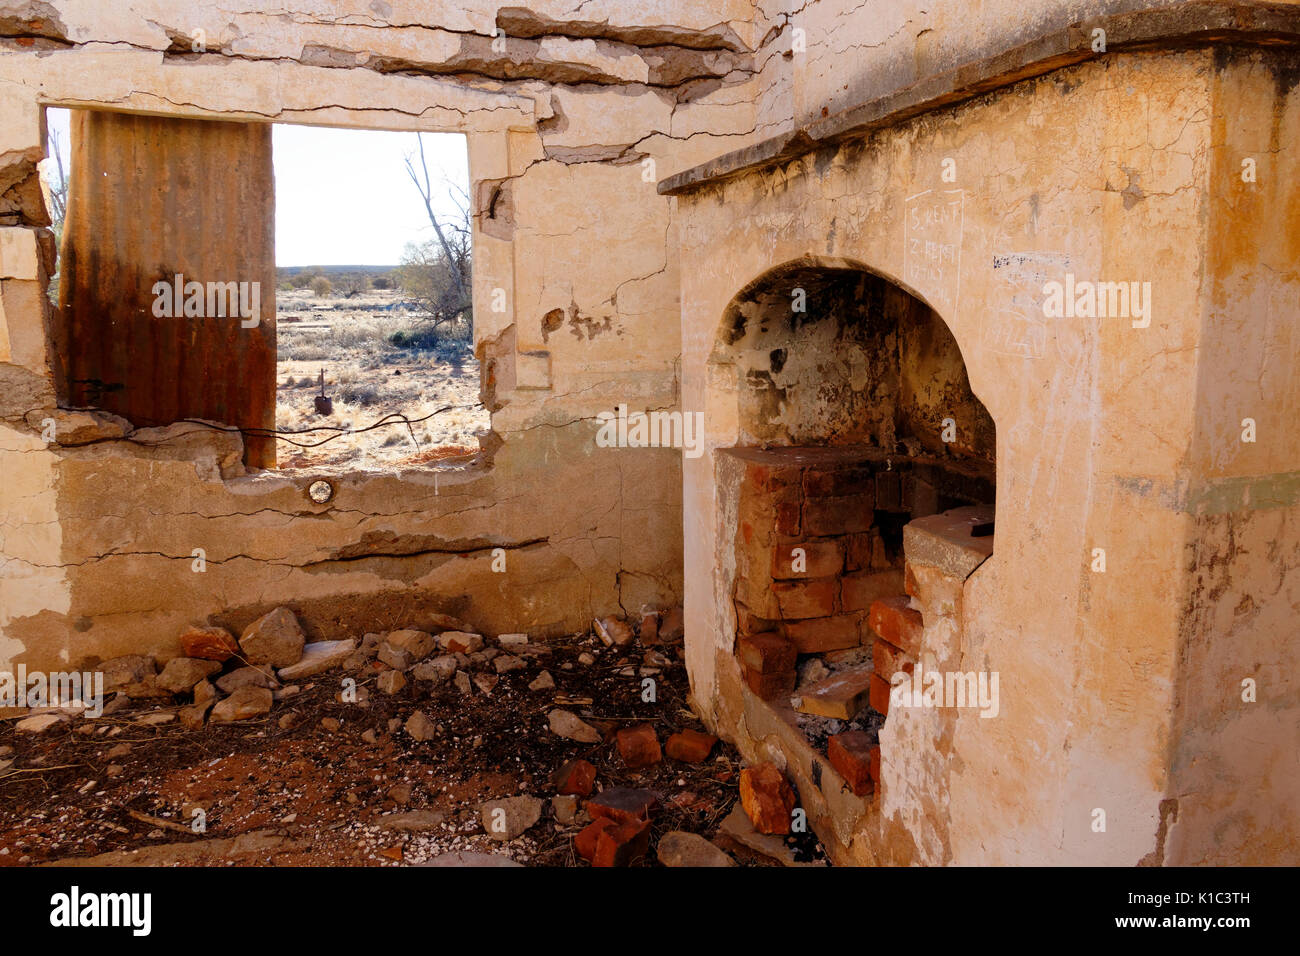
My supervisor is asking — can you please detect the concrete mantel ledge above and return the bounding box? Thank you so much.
[658,0,1300,196]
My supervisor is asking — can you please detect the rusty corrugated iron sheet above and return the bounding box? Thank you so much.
[56,109,277,467]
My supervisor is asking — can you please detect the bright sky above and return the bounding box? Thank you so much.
[272,124,468,266]
[44,108,469,267]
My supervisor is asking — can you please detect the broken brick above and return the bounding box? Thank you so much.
[665,728,717,763]
[872,637,914,684]
[659,607,684,643]
[772,578,838,619]
[869,672,892,716]
[868,596,924,656]
[436,631,484,654]
[592,817,651,867]
[585,786,660,824]
[179,625,240,662]
[574,817,616,862]
[794,664,873,720]
[784,613,863,653]
[639,611,659,644]
[616,723,662,769]
[827,730,875,797]
[739,763,796,835]
[742,665,795,699]
[737,632,796,673]
[595,617,634,647]
[553,758,597,797]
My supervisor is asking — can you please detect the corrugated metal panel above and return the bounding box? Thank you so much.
[56,109,277,467]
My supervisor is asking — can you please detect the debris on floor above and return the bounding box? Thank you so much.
[0,608,827,867]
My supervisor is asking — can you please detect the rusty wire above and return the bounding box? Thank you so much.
[119,403,482,450]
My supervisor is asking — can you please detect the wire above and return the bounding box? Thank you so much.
[122,403,482,451]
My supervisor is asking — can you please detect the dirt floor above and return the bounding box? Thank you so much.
[274,287,490,470]
[0,629,829,867]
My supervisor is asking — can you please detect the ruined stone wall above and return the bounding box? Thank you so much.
[0,1,764,670]
[673,34,1300,865]
[2,0,1297,868]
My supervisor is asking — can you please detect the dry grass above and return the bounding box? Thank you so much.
[275,288,488,469]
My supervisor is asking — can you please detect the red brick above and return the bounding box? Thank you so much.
[735,520,772,571]
[660,607,684,643]
[867,596,924,656]
[794,664,873,720]
[743,665,795,700]
[869,673,892,716]
[735,601,778,637]
[553,758,597,797]
[738,488,799,533]
[743,460,801,498]
[639,611,659,645]
[772,578,838,619]
[179,625,240,662]
[586,787,660,824]
[739,763,797,835]
[592,817,651,867]
[737,632,796,673]
[774,500,802,537]
[827,731,875,797]
[875,470,902,510]
[616,723,662,769]
[784,614,862,653]
[842,569,904,612]
[844,531,875,572]
[802,493,875,536]
[574,817,616,861]
[770,539,844,580]
[735,574,782,619]
[665,728,717,763]
[802,465,875,498]
[869,745,881,783]
[871,637,913,684]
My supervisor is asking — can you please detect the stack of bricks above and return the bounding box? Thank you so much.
[730,447,903,698]
[866,592,924,716]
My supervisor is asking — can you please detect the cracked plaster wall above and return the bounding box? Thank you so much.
[0,0,762,670]
[1,1,1297,867]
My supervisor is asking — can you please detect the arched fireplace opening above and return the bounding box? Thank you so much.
[713,259,995,794]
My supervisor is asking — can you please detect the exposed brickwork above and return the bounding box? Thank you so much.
[868,595,924,657]
[871,636,914,685]
[828,730,875,796]
[784,614,863,653]
[736,632,797,673]
[869,672,892,716]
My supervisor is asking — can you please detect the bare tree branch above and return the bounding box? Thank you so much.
[404,133,469,311]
